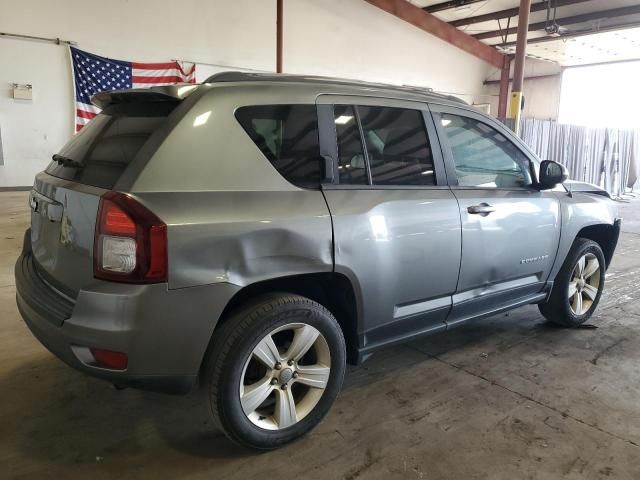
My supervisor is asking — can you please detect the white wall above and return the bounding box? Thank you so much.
[483,58,563,120]
[0,0,492,186]
[284,1,491,101]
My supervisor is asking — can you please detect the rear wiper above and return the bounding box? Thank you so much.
[52,154,84,169]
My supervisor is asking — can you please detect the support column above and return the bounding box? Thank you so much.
[498,55,512,119]
[509,0,532,135]
[276,0,283,73]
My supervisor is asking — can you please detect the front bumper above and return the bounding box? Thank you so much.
[15,230,240,393]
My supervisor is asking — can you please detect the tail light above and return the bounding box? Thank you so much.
[94,192,167,283]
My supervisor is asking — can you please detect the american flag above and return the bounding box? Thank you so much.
[71,47,195,132]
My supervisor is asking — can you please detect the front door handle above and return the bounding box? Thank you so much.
[467,203,496,216]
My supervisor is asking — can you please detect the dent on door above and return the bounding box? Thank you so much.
[449,189,561,324]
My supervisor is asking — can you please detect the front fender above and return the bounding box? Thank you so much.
[550,191,620,279]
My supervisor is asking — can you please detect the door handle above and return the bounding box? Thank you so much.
[467,203,496,216]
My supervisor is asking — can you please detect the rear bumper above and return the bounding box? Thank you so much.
[15,230,240,394]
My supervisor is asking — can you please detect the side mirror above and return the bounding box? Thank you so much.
[538,160,568,190]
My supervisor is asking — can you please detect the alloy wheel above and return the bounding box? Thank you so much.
[239,323,331,430]
[568,253,601,316]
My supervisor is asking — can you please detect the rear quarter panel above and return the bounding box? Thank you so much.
[132,191,333,290]
[128,85,334,289]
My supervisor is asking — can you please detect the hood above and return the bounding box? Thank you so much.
[564,180,611,198]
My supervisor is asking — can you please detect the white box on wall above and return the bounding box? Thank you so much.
[12,84,33,100]
[473,103,491,115]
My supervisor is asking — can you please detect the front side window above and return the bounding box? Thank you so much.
[236,105,322,187]
[440,113,532,188]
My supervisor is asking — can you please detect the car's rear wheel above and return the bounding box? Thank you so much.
[202,293,346,450]
[539,238,606,327]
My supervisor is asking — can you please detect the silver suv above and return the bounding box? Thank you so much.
[15,72,620,449]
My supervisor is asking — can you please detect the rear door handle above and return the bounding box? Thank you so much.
[467,203,496,216]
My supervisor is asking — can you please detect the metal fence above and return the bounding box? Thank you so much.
[498,118,640,198]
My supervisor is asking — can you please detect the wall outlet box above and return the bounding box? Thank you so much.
[12,84,33,100]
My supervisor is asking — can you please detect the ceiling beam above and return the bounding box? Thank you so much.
[474,5,640,40]
[499,21,640,48]
[422,0,485,14]
[484,73,560,85]
[451,0,589,28]
[365,0,504,67]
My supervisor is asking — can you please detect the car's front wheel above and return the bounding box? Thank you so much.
[539,238,606,327]
[202,293,346,450]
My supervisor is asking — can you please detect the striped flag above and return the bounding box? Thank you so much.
[70,47,195,132]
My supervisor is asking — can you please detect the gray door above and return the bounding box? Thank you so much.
[317,95,462,353]
[430,105,561,326]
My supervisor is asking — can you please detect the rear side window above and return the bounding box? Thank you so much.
[236,105,322,188]
[358,106,435,186]
[334,105,436,186]
[46,102,177,189]
[334,105,368,185]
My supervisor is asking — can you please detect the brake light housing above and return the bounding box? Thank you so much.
[94,192,167,283]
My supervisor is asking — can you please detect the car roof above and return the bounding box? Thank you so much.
[202,71,468,106]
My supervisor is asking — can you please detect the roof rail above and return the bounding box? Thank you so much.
[202,71,467,105]
[204,71,255,83]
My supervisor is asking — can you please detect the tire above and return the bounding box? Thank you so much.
[539,238,606,327]
[201,293,346,450]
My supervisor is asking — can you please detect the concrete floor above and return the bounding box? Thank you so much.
[2,190,640,480]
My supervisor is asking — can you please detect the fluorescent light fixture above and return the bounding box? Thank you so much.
[335,115,354,125]
[421,170,434,175]
[441,119,452,127]
[193,111,211,127]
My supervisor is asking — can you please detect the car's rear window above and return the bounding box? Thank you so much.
[45,102,177,189]
[235,105,322,188]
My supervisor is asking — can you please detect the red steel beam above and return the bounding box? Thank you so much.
[276,0,283,73]
[365,0,504,67]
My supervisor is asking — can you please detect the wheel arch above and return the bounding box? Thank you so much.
[576,221,621,269]
[212,272,362,365]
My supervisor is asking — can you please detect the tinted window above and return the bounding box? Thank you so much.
[46,102,177,189]
[440,113,532,188]
[358,106,435,186]
[334,105,368,185]
[236,105,322,187]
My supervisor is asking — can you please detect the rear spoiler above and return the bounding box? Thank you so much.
[91,84,199,109]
